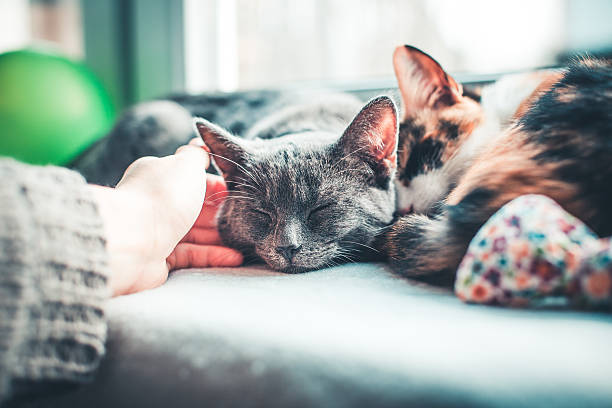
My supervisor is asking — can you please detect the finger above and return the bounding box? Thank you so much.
[194,203,221,228]
[189,137,212,156]
[188,137,204,146]
[196,141,212,156]
[194,174,228,228]
[174,144,210,169]
[166,243,243,270]
[181,227,223,245]
[204,174,228,203]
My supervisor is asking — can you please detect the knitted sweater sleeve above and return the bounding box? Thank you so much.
[0,158,109,403]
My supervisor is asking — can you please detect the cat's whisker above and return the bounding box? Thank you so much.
[204,190,234,200]
[369,224,393,235]
[227,181,258,190]
[230,184,263,196]
[342,240,380,253]
[230,176,257,184]
[205,190,257,202]
[335,253,356,265]
[232,176,264,194]
[322,258,340,269]
[209,152,261,186]
[205,195,256,205]
[212,196,256,202]
[242,254,260,265]
[230,190,258,198]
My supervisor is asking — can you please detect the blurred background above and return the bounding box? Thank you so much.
[1,0,612,166]
[2,0,612,109]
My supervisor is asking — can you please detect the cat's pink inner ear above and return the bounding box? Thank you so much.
[393,45,462,118]
[339,96,398,171]
[372,104,398,166]
[193,118,245,176]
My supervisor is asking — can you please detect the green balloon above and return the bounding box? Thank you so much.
[0,49,116,165]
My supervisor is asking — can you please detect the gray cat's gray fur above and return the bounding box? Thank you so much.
[195,95,399,272]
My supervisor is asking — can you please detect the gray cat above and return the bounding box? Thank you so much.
[72,91,399,272]
[194,95,399,273]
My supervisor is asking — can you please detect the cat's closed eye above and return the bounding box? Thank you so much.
[250,208,273,222]
[308,203,333,221]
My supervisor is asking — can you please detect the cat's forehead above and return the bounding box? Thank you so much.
[250,131,335,174]
[397,99,482,183]
[243,143,356,210]
[399,99,481,141]
[249,130,337,152]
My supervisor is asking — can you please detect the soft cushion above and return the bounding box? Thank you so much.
[10,263,612,407]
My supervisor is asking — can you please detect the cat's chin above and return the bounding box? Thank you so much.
[258,253,322,274]
[278,265,313,274]
[263,255,339,273]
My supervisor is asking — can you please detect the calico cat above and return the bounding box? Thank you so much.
[384,45,612,279]
[194,94,399,273]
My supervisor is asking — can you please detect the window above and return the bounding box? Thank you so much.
[0,0,83,58]
[184,0,612,92]
[3,0,612,102]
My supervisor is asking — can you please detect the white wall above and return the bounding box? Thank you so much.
[0,0,31,53]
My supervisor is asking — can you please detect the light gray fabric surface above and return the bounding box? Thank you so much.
[11,263,612,407]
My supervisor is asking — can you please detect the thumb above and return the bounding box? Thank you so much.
[175,144,211,169]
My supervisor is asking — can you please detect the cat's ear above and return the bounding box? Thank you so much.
[393,45,463,119]
[194,118,251,176]
[336,96,398,183]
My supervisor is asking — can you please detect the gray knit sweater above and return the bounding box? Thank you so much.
[0,158,109,404]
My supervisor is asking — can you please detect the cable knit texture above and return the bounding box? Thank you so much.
[0,158,109,403]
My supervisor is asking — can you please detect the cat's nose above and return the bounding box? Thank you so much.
[276,245,301,263]
[395,204,415,217]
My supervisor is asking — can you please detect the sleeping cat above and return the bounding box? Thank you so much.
[193,95,399,273]
[77,44,606,278]
[72,85,401,272]
[384,45,612,279]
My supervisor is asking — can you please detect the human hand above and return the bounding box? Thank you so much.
[166,172,243,270]
[91,140,242,296]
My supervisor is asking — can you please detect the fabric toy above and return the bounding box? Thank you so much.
[455,195,611,310]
